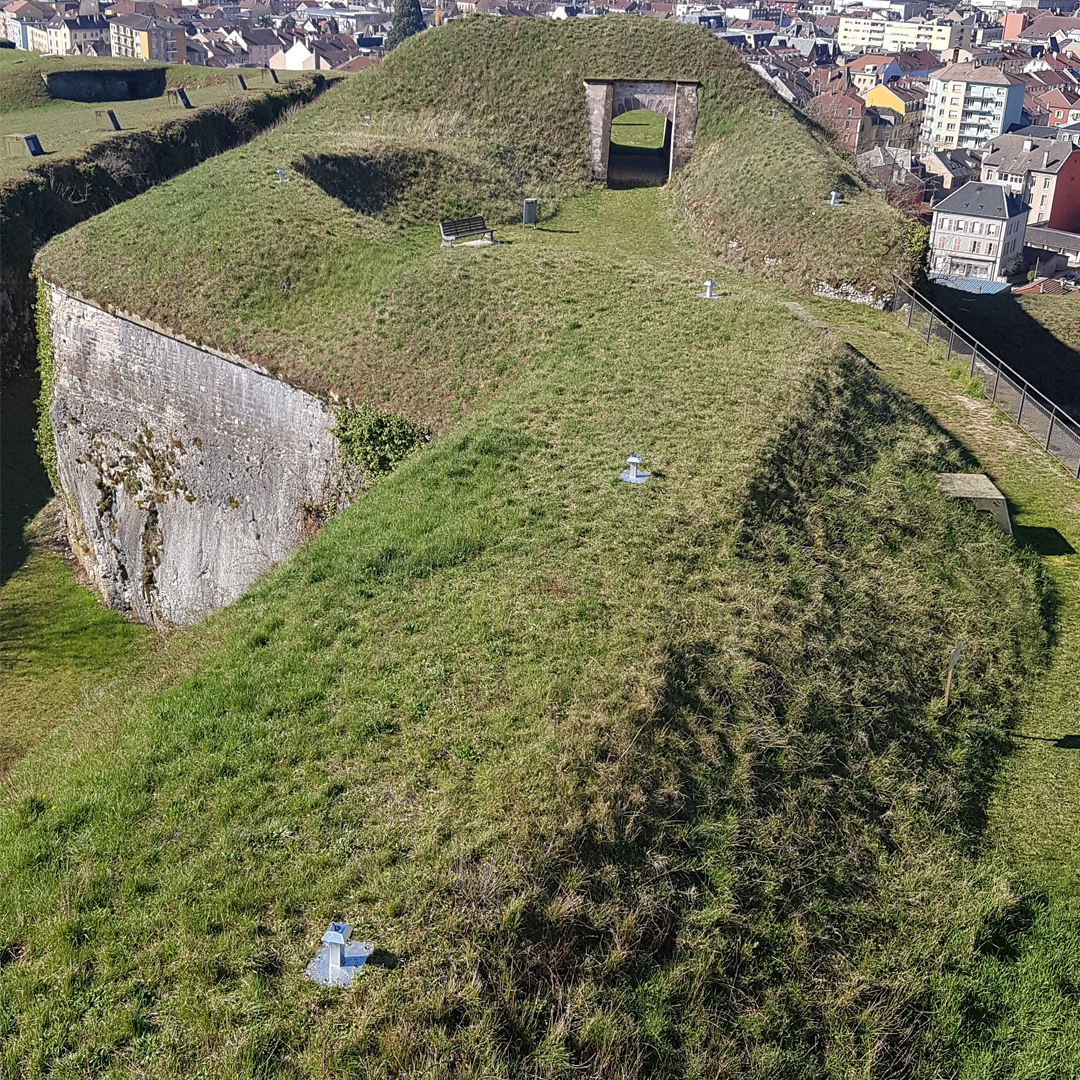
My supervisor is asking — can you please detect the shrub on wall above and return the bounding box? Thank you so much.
[333,401,427,479]
[34,277,59,496]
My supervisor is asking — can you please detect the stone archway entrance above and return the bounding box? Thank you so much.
[584,79,700,184]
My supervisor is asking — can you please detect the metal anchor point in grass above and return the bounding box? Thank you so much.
[305,921,373,986]
[620,454,649,485]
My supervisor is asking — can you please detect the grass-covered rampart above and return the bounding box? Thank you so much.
[0,50,264,113]
[4,185,1063,1076]
[33,18,910,404]
[1,73,328,378]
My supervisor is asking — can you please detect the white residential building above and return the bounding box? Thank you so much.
[919,62,1026,153]
[929,182,1028,282]
[46,14,110,55]
[837,15,959,54]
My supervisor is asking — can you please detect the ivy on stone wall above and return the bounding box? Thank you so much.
[908,224,930,280]
[333,402,427,480]
[34,277,59,496]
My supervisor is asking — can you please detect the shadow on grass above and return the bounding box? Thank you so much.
[923,283,1080,422]
[607,145,669,189]
[1014,733,1080,749]
[294,148,487,223]
[366,948,401,970]
[1014,525,1076,557]
[1,369,52,585]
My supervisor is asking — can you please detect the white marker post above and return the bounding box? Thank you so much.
[944,642,962,707]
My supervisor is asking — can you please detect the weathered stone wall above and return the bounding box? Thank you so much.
[611,80,677,120]
[583,79,699,183]
[670,81,699,174]
[43,67,166,103]
[583,80,613,184]
[47,285,347,626]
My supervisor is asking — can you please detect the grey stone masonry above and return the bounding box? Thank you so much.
[583,79,700,183]
[47,284,347,626]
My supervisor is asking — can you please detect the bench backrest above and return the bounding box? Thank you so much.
[440,216,488,238]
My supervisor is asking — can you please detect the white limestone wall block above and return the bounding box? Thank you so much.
[47,284,345,625]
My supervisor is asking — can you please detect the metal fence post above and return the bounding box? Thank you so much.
[991,360,1001,404]
[969,344,976,379]
[1046,408,1055,451]
[946,324,955,363]
[925,312,934,343]
[907,295,914,326]
[1017,385,1027,426]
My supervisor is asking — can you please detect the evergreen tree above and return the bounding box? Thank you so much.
[385,0,425,50]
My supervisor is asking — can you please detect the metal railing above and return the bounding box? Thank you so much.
[890,277,1080,480]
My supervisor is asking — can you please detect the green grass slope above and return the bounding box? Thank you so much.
[35,18,910,412]
[4,190,1063,1078]
[0,50,258,113]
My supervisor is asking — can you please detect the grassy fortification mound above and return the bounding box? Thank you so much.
[352,16,912,289]
[6,186,1063,1075]
[35,18,909,411]
[1,74,328,378]
[0,51,261,113]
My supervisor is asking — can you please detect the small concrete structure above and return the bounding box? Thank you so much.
[4,133,44,158]
[305,922,373,987]
[937,473,1012,535]
[96,109,121,131]
[584,79,700,184]
[166,87,193,109]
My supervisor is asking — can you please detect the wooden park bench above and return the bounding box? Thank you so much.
[439,216,495,247]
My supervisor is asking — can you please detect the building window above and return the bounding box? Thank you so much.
[1044,177,1051,188]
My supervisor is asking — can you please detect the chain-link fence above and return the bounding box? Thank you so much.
[890,278,1080,481]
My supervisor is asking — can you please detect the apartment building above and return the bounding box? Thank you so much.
[1039,88,1080,127]
[919,62,1026,153]
[109,14,184,63]
[46,14,110,55]
[837,15,959,55]
[981,133,1080,229]
[0,0,44,48]
[929,182,1028,281]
